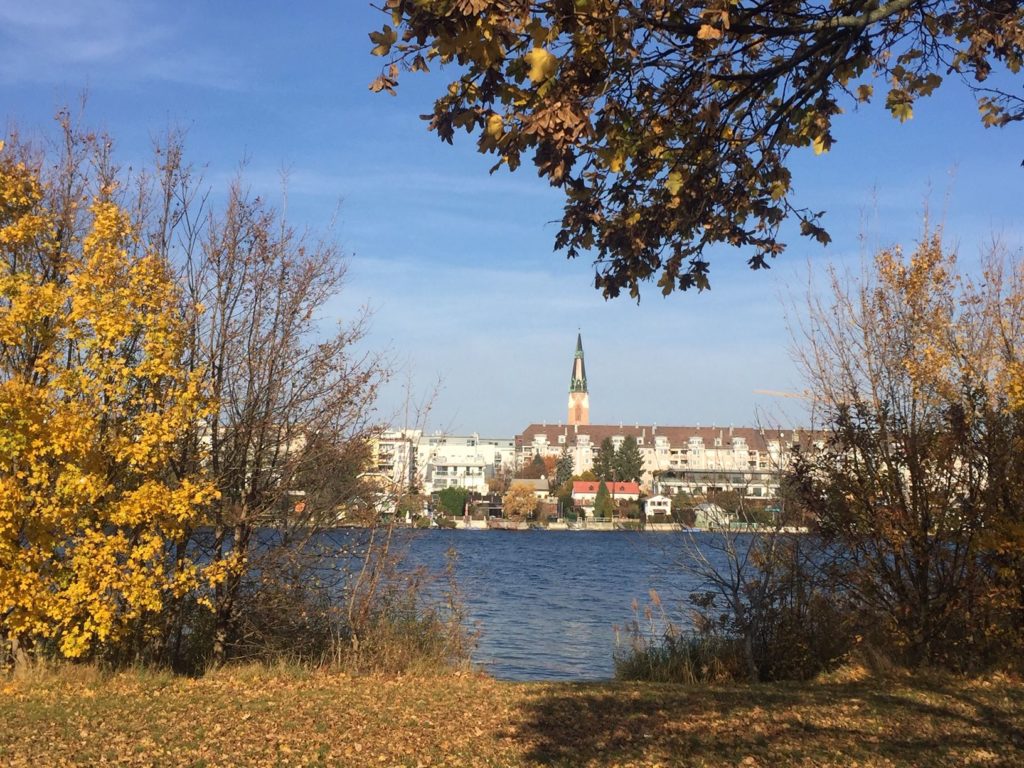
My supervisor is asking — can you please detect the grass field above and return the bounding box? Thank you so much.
[2,665,1022,767]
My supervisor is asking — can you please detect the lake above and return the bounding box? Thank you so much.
[401,529,729,681]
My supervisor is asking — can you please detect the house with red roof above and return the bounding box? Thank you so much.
[571,480,640,518]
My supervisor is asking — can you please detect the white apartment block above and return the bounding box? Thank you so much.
[516,423,819,499]
[372,428,423,491]
[373,430,516,495]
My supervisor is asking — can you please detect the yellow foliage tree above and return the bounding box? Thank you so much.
[502,484,538,522]
[0,143,215,660]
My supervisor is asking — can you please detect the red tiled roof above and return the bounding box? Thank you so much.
[572,481,640,495]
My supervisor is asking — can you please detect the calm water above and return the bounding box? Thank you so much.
[402,530,724,681]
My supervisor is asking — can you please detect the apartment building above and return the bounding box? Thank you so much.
[371,430,516,495]
[515,423,817,498]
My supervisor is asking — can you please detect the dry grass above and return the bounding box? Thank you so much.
[1,664,1022,767]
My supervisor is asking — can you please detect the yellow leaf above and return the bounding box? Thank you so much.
[524,47,558,83]
[892,102,913,123]
[697,25,722,41]
[812,135,830,155]
[485,113,504,139]
[665,171,683,196]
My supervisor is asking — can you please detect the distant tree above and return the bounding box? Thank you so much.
[517,452,548,479]
[486,464,513,495]
[557,490,574,519]
[543,455,558,476]
[618,500,642,520]
[502,484,538,521]
[709,490,745,517]
[575,470,598,482]
[436,486,470,517]
[670,491,697,527]
[396,493,427,520]
[593,481,615,520]
[553,447,574,490]
[486,476,508,496]
[593,438,618,481]
[614,436,644,483]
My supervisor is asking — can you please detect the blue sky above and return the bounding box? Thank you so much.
[2,1,1021,436]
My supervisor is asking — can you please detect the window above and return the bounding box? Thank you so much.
[558,435,566,444]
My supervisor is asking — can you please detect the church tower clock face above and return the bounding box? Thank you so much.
[568,333,590,426]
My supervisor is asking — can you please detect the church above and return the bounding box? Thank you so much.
[514,334,813,499]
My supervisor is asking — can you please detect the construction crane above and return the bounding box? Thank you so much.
[753,389,809,400]
[753,389,828,407]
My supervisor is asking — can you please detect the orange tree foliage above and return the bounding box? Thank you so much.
[0,142,216,658]
[371,1,1023,298]
[502,483,539,519]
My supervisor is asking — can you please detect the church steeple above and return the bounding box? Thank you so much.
[569,333,588,393]
[567,333,590,425]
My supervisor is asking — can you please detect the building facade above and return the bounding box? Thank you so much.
[516,423,814,498]
[372,430,516,496]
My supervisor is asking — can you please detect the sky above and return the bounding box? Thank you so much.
[2,1,1021,437]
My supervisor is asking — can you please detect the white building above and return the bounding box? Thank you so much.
[371,428,422,492]
[516,423,819,499]
[375,431,516,495]
[643,494,672,520]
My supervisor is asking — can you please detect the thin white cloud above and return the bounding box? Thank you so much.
[0,0,244,90]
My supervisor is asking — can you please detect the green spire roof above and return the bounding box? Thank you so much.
[569,333,587,393]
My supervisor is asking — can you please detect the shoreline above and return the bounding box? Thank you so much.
[438,520,811,534]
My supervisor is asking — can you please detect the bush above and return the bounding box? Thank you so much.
[614,592,743,683]
[135,537,476,677]
[622,533,856,684]
[615,630,742,684]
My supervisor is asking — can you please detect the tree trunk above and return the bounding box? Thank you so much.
[10,635,31,673]
[744,630,759,683]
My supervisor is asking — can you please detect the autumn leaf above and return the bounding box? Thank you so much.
[524,47,558,83]
[485,113,504,140]
[665,171,683,195]
[369,25,397,57]
[891,103,914,122]
[697,24,722,41]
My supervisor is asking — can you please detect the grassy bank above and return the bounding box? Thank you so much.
[2,666,1022,767]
